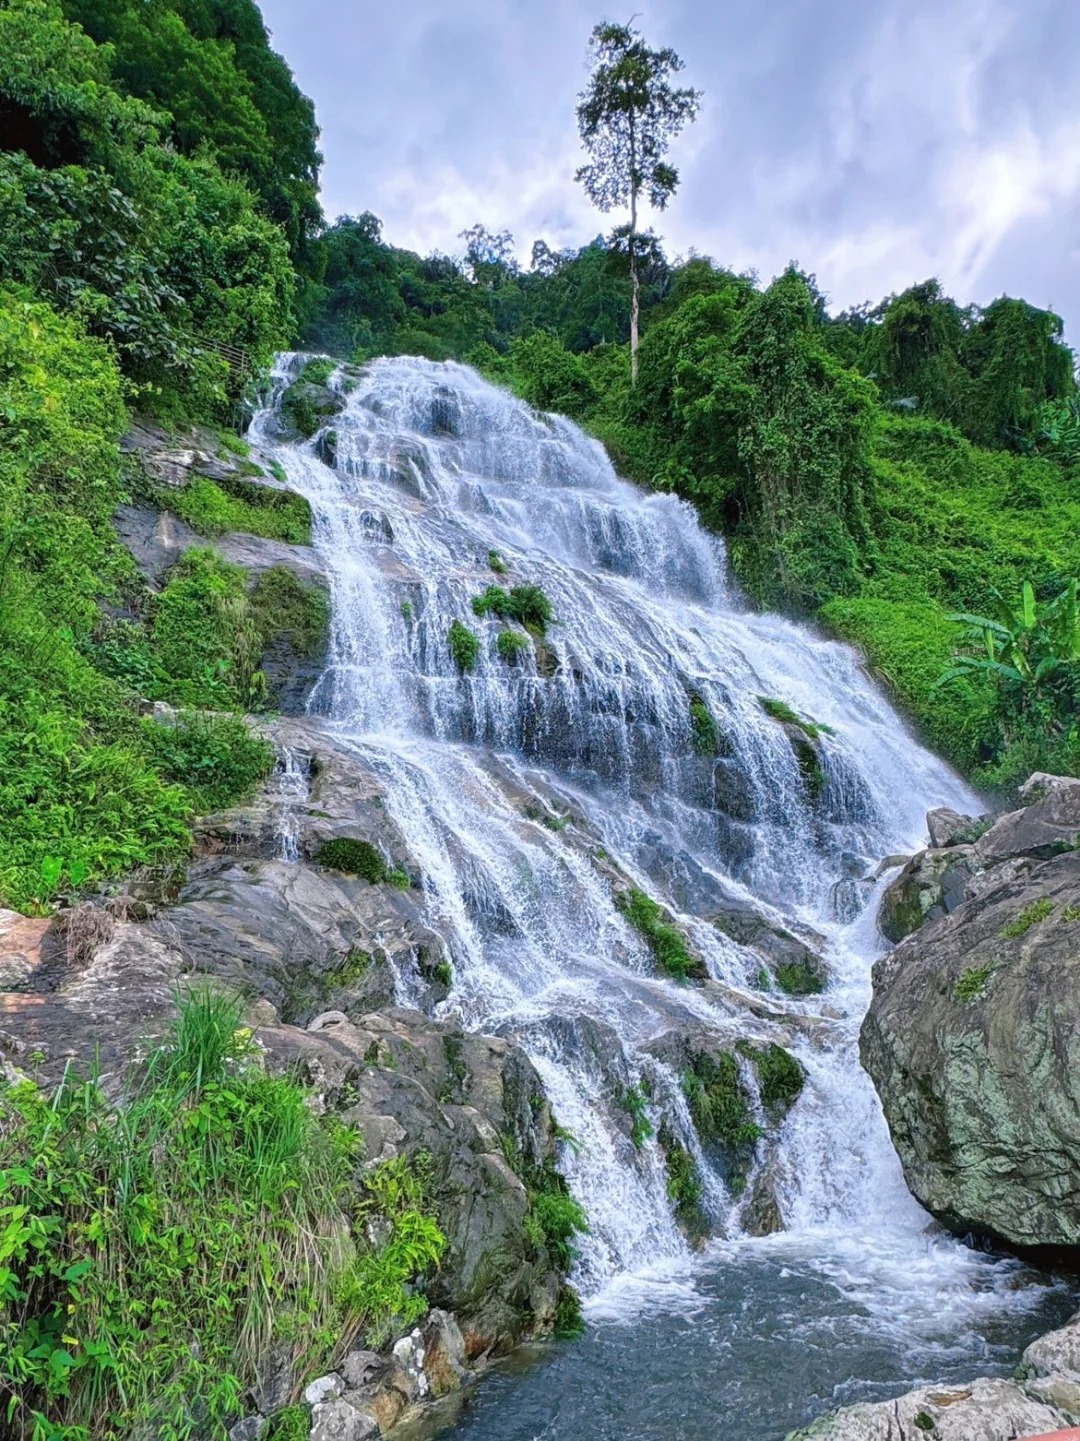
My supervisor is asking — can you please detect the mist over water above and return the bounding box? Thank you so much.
[250,355,1071,1437]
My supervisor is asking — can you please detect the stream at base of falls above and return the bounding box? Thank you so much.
[250,354,1076,1440]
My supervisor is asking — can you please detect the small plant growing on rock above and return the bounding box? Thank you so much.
[688,693,719,755]
[448,619,480,673]
[954,965,992,1001]
[757,695,835,739]
[682,1052,762,1151]
[614,1078,654,1149]
[1063,904,1080,922]
[488,548,509,574]
[471,583,555,636]
[553,1284,585,1338]
[497,628,532,662]
[616,887,707,981]
[913,1412,936,1432]
[1000,898,1054,937]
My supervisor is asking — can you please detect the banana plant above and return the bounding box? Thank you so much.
[941,579,1080,722]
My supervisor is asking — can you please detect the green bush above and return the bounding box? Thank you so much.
[739,1041,805,1116]
[496,629,532,662]
[150,549,264,708]
[447,619,480,673]
[471,584,554,636]
[141,712,274,814]
[522,1165,588,1270]
[688,694,719,754]
[0,991,445,1441]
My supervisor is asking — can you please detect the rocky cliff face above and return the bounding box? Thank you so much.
[862,774,1080,1256]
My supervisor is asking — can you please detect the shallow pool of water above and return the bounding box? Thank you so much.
[425,1237,1073,1441]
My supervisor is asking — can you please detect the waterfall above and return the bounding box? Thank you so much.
[248,354,1002,1309]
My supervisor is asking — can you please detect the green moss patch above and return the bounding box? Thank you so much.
[316,838,399,883]
[739,1041,805,1118]
[758,696,835,739]
[682,1052,762,1152]
[689,694,720,755]
[658,1125,709,1245]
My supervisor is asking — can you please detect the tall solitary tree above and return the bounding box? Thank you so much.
[575,21,701,384]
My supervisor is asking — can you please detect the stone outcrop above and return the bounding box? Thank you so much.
[863,777,1080,1254]
[787,1310,1080,1439]
[0,721,572,1392]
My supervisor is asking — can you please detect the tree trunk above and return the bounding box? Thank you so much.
[629,181,640,387]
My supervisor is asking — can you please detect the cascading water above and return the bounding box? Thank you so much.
[249,355,1070,1437]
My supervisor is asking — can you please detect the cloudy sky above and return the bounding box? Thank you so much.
[260,0,1080,335]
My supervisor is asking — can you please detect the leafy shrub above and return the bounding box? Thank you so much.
[497,629,532,662]
[141,711,274,813]
[553,1285,585,1339]
[447,619,480,673]
[614,1078,653,1149]
[471,584,554,636]
[523,1166,588,1269]
[615,887,706,981]
[488,549,508,574]
[0,991,444,1441]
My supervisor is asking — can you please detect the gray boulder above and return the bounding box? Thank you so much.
[787,1311,1080,1439]
[865,777,1080,1254]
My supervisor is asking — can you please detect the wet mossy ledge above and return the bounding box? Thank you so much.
[615,887,708,982]
[316,837,412,889]
[165,473,313,545]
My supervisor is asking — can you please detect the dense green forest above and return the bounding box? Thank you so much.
[2,0,1079,917]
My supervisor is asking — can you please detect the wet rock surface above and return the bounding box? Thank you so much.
[863,779,1080,1255]
[787,1311,1080,1439]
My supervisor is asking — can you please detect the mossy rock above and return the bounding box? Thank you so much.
[280,361,345,440]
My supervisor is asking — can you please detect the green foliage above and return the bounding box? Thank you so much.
[658,1127,708,1243]
[249,567,330,660]
[913,1413,936,1433]
[773,956,825,997]
[496,628,532,662]
[739,1042,805,1117]
[447,619,480,673]
[317,839,395,884]
[509,331,597,418]
[488,548,508,574]
[943,580,1080,741]
[141,711,274,813]
[614,1078,654,1149]
[688,693,719,754]
[150,548,265,708]
[168,476,313,545]
[954,966,991,1002]
[264,1406,309,1441]
[615,888,706,981]
[0,991,444,1441]
[757,697,835,739]
[553,1285,585,1340]
[1000,898,1055,938]
[1062,904,1080,922]
[280,367,342,438]
[471,583,555,636]
[681,1052,762,1151]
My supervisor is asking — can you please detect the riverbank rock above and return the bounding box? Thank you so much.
[863,778,1080,1254]
[787,1310,1080,1439]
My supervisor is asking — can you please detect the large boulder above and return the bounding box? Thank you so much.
[787,1311,1080,1439]
[863,778,1080,1254]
